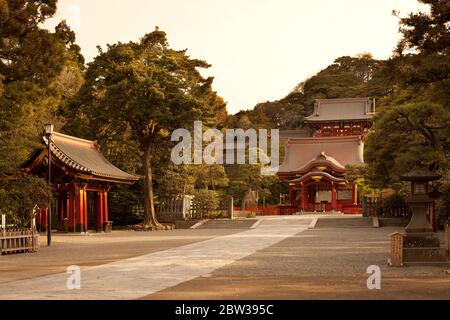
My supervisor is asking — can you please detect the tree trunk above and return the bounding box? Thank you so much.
[142,147,164,229]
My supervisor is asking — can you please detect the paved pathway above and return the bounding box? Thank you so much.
[0,217,312,299]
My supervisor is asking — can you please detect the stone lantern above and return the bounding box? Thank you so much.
[400,167,445,263]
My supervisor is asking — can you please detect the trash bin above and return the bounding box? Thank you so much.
[103,221,113,233]
[63,218,69,233]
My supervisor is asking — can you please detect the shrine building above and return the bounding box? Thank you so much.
[24,132,139,233]
[277,97,375,214]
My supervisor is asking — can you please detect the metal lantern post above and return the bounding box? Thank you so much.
[44,124,54,246]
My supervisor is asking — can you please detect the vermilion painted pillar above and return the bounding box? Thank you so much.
[331,183,337,211]
[42,208,48,229]
[288,186,297,207]
[97,192,104,231]
[57,193,64,222]
[68,189,75,232]
[103,192,109,223]
[37,209,42,231]
[300,184,306,211]
[63,192,68,220]
[74,185,82,232]
[94,192,99,230]
[352,184,358,205]
[82,189,88,232]
[79,188,84,232]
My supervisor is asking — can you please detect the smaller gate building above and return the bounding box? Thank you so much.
[24,132,139,233]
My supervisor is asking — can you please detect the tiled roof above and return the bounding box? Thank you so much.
[278,136,364,174]
[305,97,375,122]
[44,132,139,183]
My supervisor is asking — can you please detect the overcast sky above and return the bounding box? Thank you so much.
[44,0,426,114]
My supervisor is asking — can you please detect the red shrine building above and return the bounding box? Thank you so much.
[277,98,375,214]
[24,132,139,233]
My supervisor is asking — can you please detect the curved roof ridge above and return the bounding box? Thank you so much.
[292,152,345,173]
[43,131,139,182]
[291,171,347,183]
[51,132,96,145]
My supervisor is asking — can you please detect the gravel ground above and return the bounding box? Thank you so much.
[1,217,449,299]
[147,226,450,300]
[0,229,242,284]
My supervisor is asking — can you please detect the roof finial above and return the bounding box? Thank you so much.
[155,26,159,32]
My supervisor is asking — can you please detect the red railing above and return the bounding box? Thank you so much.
[234,203,362,215]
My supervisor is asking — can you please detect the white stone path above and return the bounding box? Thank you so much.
[0,217,312,300]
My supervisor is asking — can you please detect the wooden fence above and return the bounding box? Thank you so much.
[363,196,412,219]
[1,228,39,255]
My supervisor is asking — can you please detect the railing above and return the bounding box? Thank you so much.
[1,228,39,255]
[363,196,411,219]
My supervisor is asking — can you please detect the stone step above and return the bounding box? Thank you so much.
[196,219,258,229]
[315,217,372,228]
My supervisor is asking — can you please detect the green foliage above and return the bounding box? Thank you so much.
[365,102,450,186]
[228,53,385,129]
[0,1,84,222]
[65,28,226,226]
[365,1,450,187]
[192,189,220,219]
[191,165,229,190]
[0,175,51,225]
[108,182,144,226]
[436,182,450,228]
[224,164,284,206]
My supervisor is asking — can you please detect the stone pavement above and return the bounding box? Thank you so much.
[0,217,312,299]
[148,220,450,300]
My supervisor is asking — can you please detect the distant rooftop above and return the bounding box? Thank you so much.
[305,97,375,122]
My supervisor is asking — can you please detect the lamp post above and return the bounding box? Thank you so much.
[44,124,54,246]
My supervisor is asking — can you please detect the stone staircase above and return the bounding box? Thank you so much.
[195,219,258,229]
[315,217,373,228]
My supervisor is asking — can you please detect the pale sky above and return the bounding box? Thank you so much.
[44,0,426,114]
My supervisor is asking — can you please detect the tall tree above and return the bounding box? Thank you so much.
[365,0,450,186]
[66,29,226,229]
[0,1,84,219]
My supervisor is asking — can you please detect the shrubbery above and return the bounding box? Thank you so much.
[192,189,220,219]
[0,176,51,226]
[436,183,450,229]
